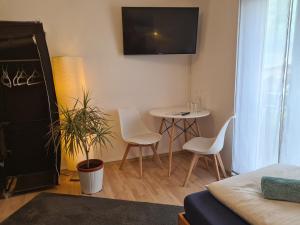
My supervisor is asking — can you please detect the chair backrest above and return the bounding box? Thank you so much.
[118,108,151,141]
[208,116,234,154]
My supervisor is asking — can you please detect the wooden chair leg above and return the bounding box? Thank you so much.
[151,144,163,168]
[155,118,165,150]
[139,146,143,178]
[204,157,209,170]
[197,156,208,170]
[193,156,200,170]
[119,144,131,170]
[217,153,227,178]
[213,155,221,181]
[183,154,200,187]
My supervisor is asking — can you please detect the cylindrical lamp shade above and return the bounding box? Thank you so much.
[52,56,87,171]
[52,56,87,107]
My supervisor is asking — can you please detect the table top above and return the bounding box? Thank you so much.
[149,106,210,119]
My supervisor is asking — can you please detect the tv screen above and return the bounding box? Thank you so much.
[122,7,199,55]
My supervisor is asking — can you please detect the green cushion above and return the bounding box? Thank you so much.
[261,176,300,203]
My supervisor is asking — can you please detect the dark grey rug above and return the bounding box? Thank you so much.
[1,192,183,225]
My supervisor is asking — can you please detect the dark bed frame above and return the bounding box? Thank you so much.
[178,190,249,225]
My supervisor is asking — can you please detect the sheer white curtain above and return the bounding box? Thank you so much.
[280,0,300,165]
[234,0,298,173]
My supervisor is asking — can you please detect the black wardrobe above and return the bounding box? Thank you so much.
[0,21,60,197]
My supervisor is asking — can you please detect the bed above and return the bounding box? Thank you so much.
[180,190,249,225]
[179,164,300,225]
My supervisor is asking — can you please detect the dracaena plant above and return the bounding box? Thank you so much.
[47,91,113,168]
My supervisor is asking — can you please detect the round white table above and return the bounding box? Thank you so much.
[149,106,210,176]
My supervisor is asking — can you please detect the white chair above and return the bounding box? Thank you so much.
[183,116,234,186]
[118,108,163,177]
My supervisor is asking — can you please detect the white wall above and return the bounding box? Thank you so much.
[191,0,239,169]
[0,0,239,170]
[0,0,199,164]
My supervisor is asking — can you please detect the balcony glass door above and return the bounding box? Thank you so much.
[234,0,299,173]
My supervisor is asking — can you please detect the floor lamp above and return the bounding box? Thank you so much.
[52,56,87,173]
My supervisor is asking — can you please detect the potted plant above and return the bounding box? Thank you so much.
[48,91,113,194]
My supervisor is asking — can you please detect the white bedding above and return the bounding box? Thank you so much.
[207,165,300,225]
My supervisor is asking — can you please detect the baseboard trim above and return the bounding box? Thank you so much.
[104,150,186,166]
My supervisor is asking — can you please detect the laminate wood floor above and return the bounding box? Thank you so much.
[0,151,217,222]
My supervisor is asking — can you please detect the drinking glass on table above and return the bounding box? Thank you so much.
[195,97,202,113]
[192,102,197,113]
[186,102,191,112]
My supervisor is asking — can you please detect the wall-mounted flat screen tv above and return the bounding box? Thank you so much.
[122,7,199,55]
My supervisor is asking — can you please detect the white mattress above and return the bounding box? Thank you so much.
[207,165,300,225]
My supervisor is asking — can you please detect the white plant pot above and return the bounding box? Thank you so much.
[77,159,104,194]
